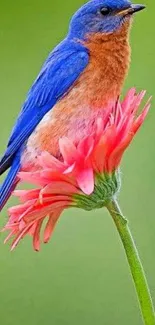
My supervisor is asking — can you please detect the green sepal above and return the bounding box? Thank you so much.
[73,170,121,211]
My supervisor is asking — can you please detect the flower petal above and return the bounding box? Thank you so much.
[132,100,151,134]
[3,88,150,251]
[33,219,44,251]
[11,222,34,251]
[13,189,41,203]
[76,168,94,195]
[44,209,62,244]
[41,181,78,195]
[59,137,78,165]
[77,136,95,159]
[121,88,136,112]
[38,151,64,170]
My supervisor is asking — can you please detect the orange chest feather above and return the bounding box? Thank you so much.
[49,25,131,122]
[54,23,131,111]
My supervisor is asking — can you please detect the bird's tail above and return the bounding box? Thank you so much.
[0,155,20,212]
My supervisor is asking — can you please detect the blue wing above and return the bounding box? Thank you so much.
[0,39,89,174]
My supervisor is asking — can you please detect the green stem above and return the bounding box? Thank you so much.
[106,200,155,325]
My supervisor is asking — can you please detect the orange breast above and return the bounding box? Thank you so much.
[24,22,131,164]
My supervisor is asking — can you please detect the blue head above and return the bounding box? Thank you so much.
[68,0,145,39]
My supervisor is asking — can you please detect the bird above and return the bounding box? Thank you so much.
[0,0,145,211]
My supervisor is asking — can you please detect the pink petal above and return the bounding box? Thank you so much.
[44,209,62,243]
[33,219,44,251]
[92,136,107,173]
[11,222,34,251]
[121,88,136,112]
[38,151,64,171]
[132,101,151,134]
[9,200,37,216]
[4,230,16,244]
[59,137,78,165]
[22,201,71,223]
[76,168,94,195]
[102,104,114,129]
[38,195,73,205]
[40,181,78,195]
[63,163,76,175]
[96,118,104,139]
[13,189,41,202]
[107,135,133,172]
[101,125,117,161]
[77,136,95,159]
[41,170,76,185]
[130,90,146,115]
[18,171,47,186]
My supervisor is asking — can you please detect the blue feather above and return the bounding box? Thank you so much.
[0,152,21,211]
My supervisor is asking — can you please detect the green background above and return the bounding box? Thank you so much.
[0,1,155,324]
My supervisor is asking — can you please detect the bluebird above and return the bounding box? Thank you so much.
[0,0,145,210]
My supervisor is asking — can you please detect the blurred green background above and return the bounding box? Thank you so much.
[0,1,155,324]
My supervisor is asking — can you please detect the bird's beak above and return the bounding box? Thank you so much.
[116,4,146,16]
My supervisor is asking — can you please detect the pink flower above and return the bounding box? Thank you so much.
[3,89,151,251]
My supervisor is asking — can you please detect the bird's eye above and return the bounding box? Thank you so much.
[100,7,111,15]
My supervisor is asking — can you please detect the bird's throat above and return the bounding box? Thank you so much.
[80,20,131,107]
